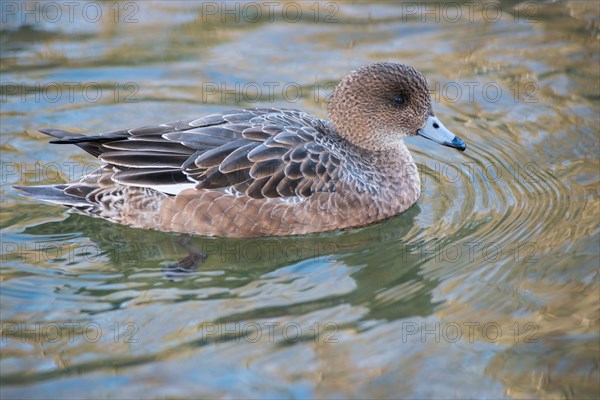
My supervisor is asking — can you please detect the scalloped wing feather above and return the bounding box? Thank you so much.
[40,108,343,199]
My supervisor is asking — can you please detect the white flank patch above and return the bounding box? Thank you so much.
[145,183,196,195]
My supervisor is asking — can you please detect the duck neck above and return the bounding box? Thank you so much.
[371,141,419,184]
[346,139,419,189]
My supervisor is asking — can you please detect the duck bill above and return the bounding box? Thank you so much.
[417,115,466,151]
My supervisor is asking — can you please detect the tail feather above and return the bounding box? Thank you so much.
[39,128,82,140]
[39,128,128,157]
[13,185,92,208]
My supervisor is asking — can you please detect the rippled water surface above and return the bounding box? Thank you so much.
[1,1,599,398]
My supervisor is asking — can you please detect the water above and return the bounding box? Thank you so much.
[1,1,599,398]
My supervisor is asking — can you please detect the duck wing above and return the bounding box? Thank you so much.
[42,108,344,199]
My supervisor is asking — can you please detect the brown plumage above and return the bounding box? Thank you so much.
[14,63,466,237]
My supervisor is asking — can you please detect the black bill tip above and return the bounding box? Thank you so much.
[449,136,467,152]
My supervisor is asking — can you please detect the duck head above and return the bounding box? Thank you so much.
[328,62,466,152]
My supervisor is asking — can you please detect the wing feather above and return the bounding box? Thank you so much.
[43,108,344,199]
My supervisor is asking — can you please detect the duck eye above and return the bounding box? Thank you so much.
[393,95,406,106]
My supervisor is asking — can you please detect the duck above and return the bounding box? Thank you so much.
[15,62,466,238]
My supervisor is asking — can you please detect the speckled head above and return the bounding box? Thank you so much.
[328,62,466,152]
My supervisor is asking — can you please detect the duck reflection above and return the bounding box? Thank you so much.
[18,204,441,323]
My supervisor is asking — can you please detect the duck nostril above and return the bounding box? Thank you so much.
[433,122,439,129]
